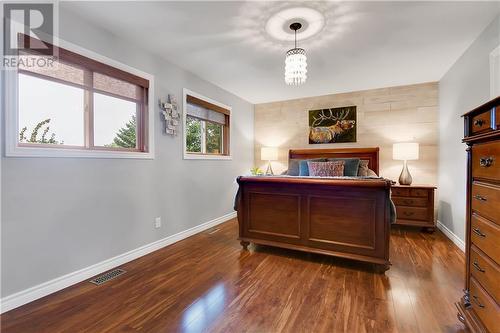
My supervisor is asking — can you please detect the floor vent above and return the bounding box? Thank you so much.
[89,269,126,285]
[207,228,220,234]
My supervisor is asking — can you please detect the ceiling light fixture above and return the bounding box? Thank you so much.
[285,22,307,86]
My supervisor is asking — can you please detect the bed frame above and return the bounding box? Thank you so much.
[236,147,392,272]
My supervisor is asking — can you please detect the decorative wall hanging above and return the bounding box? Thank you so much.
[159,94,179,135]
[308,106,357,144]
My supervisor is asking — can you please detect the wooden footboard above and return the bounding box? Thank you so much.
[236,176,392,271]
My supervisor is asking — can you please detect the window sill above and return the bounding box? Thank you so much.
[6,146,154,159]
[183,153,232,160]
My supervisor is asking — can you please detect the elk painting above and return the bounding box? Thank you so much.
[308,106,357,144]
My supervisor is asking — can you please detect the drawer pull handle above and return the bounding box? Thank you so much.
[479,157,493,167]
[473,228,486,237]
[472,295,485,308]
[403,200,414,205]
[403,211,414,216]
[473,195,487,201]
[474,119,485,127]
[472,261,485,272]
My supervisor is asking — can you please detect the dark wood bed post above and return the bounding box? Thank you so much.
[236,148,391,272]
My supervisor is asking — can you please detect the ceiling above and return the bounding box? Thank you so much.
[62,1,500,104]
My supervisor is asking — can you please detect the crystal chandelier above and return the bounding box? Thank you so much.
[285,22,307,86]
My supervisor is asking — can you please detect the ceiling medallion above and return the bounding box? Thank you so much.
[285,22,307,86]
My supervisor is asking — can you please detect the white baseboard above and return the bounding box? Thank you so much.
[436,220,465,252]
[0,212,237,314]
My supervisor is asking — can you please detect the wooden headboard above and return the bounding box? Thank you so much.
[289,148,380,175]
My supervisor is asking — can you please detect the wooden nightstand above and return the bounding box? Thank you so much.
[391,185,436,231]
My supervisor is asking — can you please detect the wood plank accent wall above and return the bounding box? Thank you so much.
[254,82,438,186]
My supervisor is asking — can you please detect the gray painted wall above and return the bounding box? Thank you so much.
[1,9,254,297]
[438,15,499,241]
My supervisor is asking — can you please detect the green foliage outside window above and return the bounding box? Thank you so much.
[206,122,222,154]
[185,117,223,154]
[19,118,63,144]
[108,115,137,148]
[186,116,202,152]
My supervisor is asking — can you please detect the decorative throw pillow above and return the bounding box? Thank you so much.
[367,169,378,177]
[357,160,370,176]
[307,161,345,177]
[327,158,360,176]
[299,158,326,176]
[287,159,301,176]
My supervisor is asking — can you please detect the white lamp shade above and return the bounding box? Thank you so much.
[393,143,419,161]
[261,147,278,161]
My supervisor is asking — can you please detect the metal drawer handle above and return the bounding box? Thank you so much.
[474,119,485,127]
[474,195,487,201]
[473,228,486,237]
[403,211,414,216]
[473,261,485,272]
[403,200,414,205]
[479,157,493,167]
[472,295,485,308]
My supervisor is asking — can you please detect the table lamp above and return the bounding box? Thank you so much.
[261,147,278,176]
[393,143,419,185]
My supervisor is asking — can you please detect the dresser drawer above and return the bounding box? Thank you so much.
[396,206,428,221]
[471,214,500,264]
[470,245,500,303]
[471,110,492,134]
[392,187,410,197]
[392,196,428,207]
[471,182,500,223]
[472,142,500,181]
[469,277,500,333]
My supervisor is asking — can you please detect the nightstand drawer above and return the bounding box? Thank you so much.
[392,197,428,207]
[471,214,500,264]
[471,182,500,223]
[469,277,500,333]
[409,188,428,197]
[470,245,500,303]
[396,206,428,221]
[392,187,410,197]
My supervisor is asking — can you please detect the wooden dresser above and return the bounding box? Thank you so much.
[392,185,436,231]
[457,96,500,333]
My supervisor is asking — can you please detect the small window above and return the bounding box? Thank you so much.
[183,90,231,159]
[6,34,153,158]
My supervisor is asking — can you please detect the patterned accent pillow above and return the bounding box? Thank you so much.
[357,160,370,176]
[307,161,345,177]
[327,158,360,176]
[298,158,327,176]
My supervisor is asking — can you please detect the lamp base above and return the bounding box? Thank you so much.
[265,161,274,176]
[398,160,412,185]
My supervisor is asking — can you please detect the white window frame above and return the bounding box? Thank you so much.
[183,88,232,160]
[4,36,155,159]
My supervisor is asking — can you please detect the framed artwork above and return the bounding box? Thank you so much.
[308,106,357,144]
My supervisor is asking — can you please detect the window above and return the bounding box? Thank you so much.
[6,34,154,158]
[183,89,231,159]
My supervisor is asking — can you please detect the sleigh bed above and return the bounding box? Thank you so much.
[235,148,393,272]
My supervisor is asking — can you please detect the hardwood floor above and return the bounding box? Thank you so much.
[1,219,466,333]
